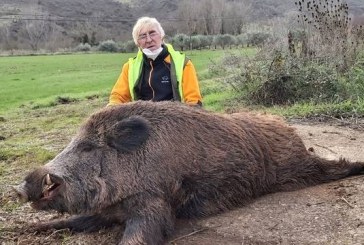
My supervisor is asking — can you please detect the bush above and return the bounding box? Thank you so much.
[172,34,189,51]
[210,46,357,106]
[97,40,118,52]
[124,40,137,53]
[246,32,272,47]
[74,43,91,52]
[250,63,341,106]
[236,34,248,47]
[294,0,364,72]
[197,35,213,49]
[209,1,364,108]
[190,36,201,50]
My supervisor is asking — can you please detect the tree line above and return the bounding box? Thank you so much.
[74,31,271,54]
[0,0,255,52]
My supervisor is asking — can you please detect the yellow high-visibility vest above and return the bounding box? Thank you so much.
[127,44,186,102]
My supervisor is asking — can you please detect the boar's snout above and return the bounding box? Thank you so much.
[13,183,29,203]
[14,172,65,208]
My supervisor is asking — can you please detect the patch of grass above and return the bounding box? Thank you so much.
[0,147,28,162]
[0,145,56,166]
[0,164,6,176]
[0,50,229,114]
[60,231,75,243]
[203,89,241,112]
[0,53,122,113]
[262,99,364,119]
[33,147,57,163]
[184,49,233,73]
[1,198,23,213]
[25,92,108,110]
[200,78,227,96]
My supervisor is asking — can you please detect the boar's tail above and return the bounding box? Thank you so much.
[275,156,364,192]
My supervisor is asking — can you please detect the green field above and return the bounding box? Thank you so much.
[0,49,243,207]
[0,49,235,114]
[2,47,363,117]
[0,48,363,239]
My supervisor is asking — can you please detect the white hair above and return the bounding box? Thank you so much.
[132,17,165,45]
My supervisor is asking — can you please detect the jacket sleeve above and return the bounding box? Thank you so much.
[107,62,132,106]
[182,60,203,105]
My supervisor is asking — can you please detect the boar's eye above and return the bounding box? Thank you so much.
[106,115,150,153]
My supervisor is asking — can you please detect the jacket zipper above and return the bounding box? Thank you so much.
[148,60,155,100]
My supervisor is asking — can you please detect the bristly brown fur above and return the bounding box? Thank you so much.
[17,101,364,244]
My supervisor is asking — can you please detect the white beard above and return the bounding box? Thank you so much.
[142,47,163,60]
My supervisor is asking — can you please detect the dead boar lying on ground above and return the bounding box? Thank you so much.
[15,101,364,244]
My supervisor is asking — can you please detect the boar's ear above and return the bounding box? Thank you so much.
[106,116,150,153]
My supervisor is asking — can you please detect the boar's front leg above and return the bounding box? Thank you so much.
[34,203,126,233]
[120,194,174,245]
[35,213,118,232]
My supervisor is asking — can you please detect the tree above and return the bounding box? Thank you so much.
[176,0,200,36]
[176,0,252,36]
[172,33,189,51]
[190,35,201,50]
[236,34,247,48]
[197,35,212,49]
[213,34,225,49]
[90,32,98,46]
[20,7,53,50]
[222,1,252,35]
[124,40,137,53]
[0,25,17,50]
[222,34,237,49]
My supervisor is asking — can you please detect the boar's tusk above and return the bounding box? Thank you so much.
[45,174,53,186]
[43,174,57,196]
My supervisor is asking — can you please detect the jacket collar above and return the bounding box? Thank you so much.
[142,44,169,65]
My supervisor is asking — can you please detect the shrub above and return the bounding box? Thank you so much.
[250,59,341,105]
[294,0,364,72]
[172,34,189,51]
[97,40,118,52]
[124,40,137,53]
[236,34,248,47]
[212,35,225,49]
[209,0,364,108]
[190,36,201,50]
[246,32,272,47]
[210,46,353,106]
[74,43,91,52]
[197,35,213,49]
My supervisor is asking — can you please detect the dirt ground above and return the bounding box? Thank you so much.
[1,119,364,245]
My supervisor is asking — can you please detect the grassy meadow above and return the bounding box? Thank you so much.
[0,53,119,113]
[1,48,364,244]
[0,49,241,206]
[0,47,363,171]
[0,49,238,114]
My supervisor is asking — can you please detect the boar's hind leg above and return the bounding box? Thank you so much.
[35,213,121,233]
[120,195,174,245]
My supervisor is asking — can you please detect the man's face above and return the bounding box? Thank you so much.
[137,26,163,51]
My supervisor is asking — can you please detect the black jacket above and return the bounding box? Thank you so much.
[134,45,174,102]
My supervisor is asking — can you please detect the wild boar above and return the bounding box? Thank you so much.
[15,101,364,244]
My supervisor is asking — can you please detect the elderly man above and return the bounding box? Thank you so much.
[108,17,202,106]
